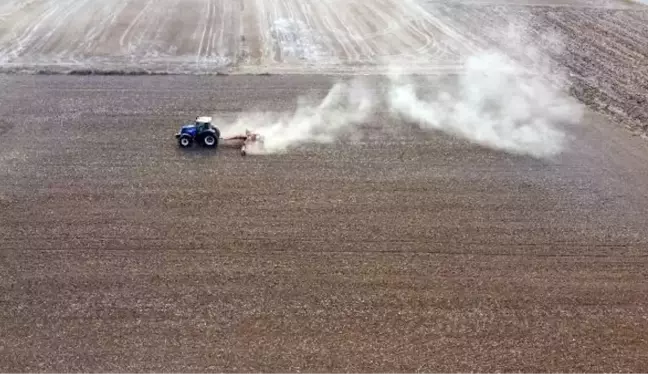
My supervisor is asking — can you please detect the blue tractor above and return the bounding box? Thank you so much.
[175,116,221,148]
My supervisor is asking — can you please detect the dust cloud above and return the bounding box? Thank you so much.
[219,78,375,154]
[218,25,583,159]
[386,51,580,158]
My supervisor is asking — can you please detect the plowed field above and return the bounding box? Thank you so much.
[2,75,648,371]
[2,0,648,371]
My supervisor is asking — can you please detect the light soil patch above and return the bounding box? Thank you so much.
[0,0,475,73]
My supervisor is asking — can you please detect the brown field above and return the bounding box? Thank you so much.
[2,0,648,371]
[1,74,648,371]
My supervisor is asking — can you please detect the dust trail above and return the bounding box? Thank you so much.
[218,78,376,154]
[217,20,583,158]
[386,51,581,158]
[381,20,584,159]
[218,57,581,159]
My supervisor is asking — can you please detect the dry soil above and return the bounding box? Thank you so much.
[1,74,648,372]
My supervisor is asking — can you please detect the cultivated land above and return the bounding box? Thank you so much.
[2,74,648,372]
[0,0,472,73]
[1,0,648,371]
[1,0,646,131]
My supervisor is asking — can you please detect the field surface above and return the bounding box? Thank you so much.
[0,0,472,73]
[1,74,648,372]
[0,0,644,72]
[1,0,646,131]
[2,0,648,371]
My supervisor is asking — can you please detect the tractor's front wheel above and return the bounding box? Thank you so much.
[178,135,192,148]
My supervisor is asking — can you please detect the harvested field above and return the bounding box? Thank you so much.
[0,0,472,74]
[0,0,644,73]
[1,75,648,371]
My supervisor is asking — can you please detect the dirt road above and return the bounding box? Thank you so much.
[1,75,647,371]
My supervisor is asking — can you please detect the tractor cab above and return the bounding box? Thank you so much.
[175,116,220,148]
[194,116,213,131]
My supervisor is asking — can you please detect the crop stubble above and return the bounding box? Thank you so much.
[0,0,469,73]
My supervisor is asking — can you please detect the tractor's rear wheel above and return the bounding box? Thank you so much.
[202,134,217,148]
